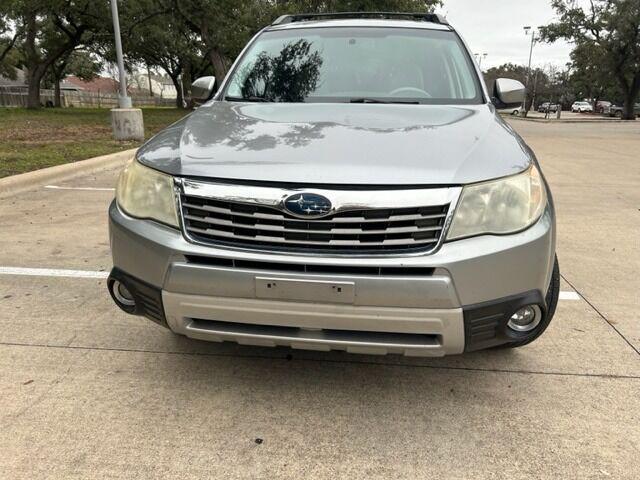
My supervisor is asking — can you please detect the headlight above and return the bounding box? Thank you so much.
[447,164,546,241]
[116,159,179,227]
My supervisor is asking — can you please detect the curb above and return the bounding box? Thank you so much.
[0,148,137,199]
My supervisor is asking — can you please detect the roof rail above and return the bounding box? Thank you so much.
[272,12,449,27]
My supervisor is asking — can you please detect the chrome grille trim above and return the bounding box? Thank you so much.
[177,179,462,256]
[187,226,441,246]
[183,214,444,234]
[182,201,447,223]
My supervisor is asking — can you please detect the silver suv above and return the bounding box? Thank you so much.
[108,12,559,356]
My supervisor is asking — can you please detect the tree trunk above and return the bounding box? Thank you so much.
[208,49,227,88]
[54,74,62,107]
[147,66,154,96]
[623,93,637,120]
[183,58,192,97]
[170,74,184,109]
[26,66,47,109]
[24,11,42,109]
[615,71,639,120]
[622,76,640,120]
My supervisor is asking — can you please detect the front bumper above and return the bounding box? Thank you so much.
[108,200,555,355]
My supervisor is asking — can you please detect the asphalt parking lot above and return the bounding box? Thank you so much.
[1,119,639,479]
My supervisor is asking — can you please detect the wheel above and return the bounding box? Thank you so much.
[615,110,623,119]
[499,256,560,349]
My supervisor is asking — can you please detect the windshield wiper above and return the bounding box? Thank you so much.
[225,95,270,102]
[349,98,419,104]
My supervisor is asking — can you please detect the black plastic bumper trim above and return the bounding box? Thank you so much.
[184,254,435,277]
[463,290,546,352]
[107,268,168,328]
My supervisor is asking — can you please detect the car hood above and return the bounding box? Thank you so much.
[137,101,533,186]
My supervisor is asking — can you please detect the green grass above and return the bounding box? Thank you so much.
[0,107,188,178]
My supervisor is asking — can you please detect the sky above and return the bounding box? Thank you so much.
[437,0,590,70]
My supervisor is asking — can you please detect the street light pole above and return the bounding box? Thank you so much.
[473,53,487,71]
[474,53,488,70]
[110,0,131,108]
[522,26,537,115]
[109,0,144,141]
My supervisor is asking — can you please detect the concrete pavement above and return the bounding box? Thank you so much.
[0,120,638,479]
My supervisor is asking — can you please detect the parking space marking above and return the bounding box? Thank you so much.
[0,267,108,279]
[559,291,581,300]
[0,266,583,302]
[45,185,115,192]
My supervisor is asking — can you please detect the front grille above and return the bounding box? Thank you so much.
[180,194,449,253]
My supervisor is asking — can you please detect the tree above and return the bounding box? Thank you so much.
[568,42,621,109]
[541,0,640,120]
[0,1,22,77]
[483,63,529,91]
[171,0,270,85]
[122,1,206,108]
[239,39,323,101]
[48,49,102,107]
[483,63,544,110]
[173,0,442,89]
[10,1,109,108]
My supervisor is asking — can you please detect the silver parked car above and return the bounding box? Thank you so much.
[108,12,559,356]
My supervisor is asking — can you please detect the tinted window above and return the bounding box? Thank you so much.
[225,27,482,104]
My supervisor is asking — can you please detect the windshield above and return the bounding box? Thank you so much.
[224,27,483,104]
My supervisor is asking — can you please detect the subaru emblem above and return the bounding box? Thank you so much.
[283,193,333,218]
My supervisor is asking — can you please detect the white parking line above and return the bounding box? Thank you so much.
[559,291,581,301]
[0,266,584,301]
[45,185,115,192]
[0,267,108,279]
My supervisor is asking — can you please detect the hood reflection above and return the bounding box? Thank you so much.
[137,102,531,186]
[182,102,475,156]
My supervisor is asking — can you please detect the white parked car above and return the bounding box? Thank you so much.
[499,105,522,115]
[571,101,593,113]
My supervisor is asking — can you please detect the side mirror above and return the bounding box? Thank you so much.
[492,78,525,108]
[191,76,216,105]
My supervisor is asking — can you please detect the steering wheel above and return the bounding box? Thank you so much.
[389,86,432,98]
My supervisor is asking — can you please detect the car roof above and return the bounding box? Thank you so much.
[266,18,452,32]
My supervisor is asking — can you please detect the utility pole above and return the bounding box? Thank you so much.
[111,0,130,109]
[522,26,537,116]
[109,0,144,141]
[531,68,540,112]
